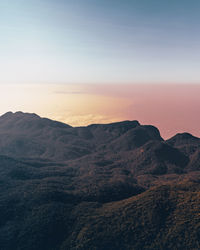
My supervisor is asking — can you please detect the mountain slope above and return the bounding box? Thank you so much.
[66,182,200,250]
[0,113,145,160]
[0,112,200,250]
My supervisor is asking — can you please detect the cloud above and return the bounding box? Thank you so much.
[53,112,121,127]
[54,91,87,95]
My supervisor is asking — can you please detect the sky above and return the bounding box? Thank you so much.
[0,83,200,139]
[0,1,200,138]
[1,0,200,84]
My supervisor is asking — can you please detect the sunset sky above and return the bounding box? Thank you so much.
[1,1,200,138]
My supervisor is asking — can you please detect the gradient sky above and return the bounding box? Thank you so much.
[1,0,200,83]
[1,1,200,138]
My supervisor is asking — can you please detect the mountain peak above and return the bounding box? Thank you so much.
[0,111,40,119]
[88,120,140,129]
[175,132,199,140]
[167,132,200,145]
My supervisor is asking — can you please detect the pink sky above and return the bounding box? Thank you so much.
[78,83,200,139]
[108,84,200,139]
[0,83,199,139]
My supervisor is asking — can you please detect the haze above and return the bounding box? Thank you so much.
[0,83,199,139]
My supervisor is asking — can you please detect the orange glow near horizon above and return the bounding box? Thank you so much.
[0,83,200,139]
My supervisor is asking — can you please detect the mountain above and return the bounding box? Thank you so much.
[0,112,199,250]
[0,112,166,160]
[167,133,200,171]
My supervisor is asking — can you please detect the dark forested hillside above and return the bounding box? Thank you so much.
[0,112,199,250]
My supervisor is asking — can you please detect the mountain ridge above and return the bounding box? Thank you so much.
[1,111,198,140]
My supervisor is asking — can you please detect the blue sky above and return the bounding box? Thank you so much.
[1,0,200,84]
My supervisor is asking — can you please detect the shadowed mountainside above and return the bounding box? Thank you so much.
[0,112,200,250]
[0,112,168,161]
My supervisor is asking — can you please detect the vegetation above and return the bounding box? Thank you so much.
[0,112,200,249]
